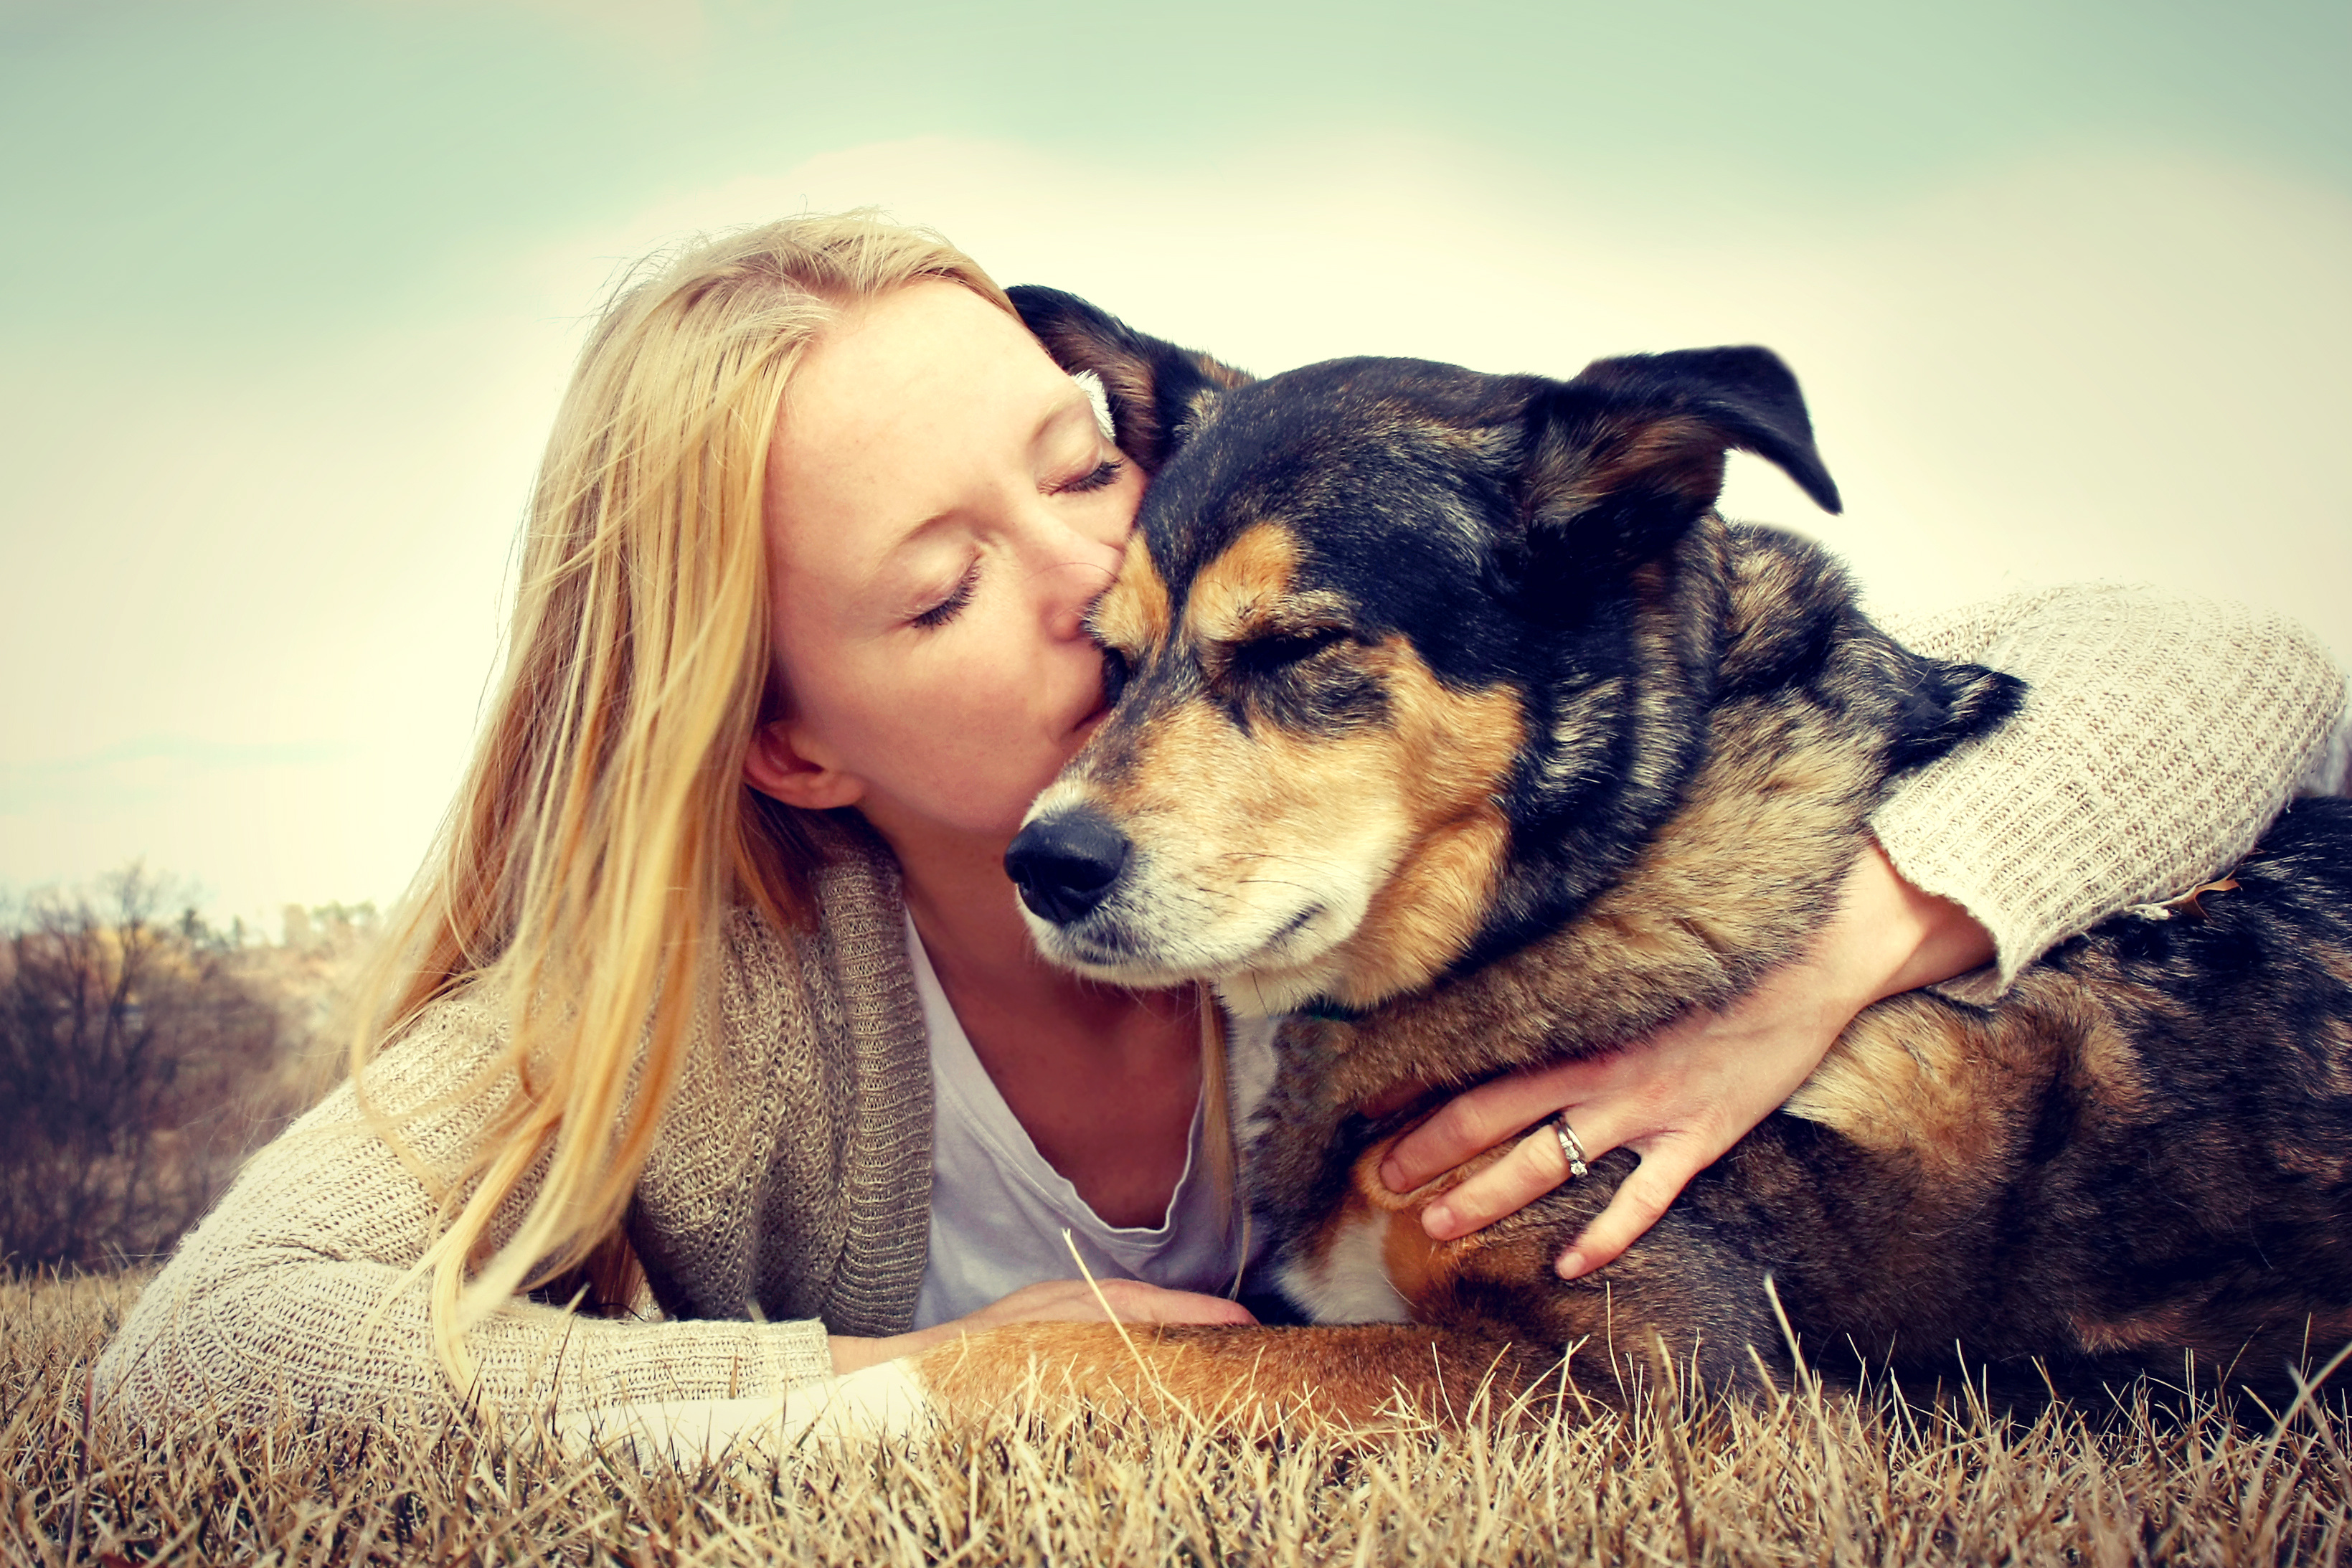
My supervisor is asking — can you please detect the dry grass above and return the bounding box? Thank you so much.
[6,1271,2348,1566]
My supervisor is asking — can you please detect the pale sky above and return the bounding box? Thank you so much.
[3,0,2346,928]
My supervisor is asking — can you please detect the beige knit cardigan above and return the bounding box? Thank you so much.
[95,586,2348,1427]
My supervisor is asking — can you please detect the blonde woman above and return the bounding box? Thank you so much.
[97,213,2345,1425]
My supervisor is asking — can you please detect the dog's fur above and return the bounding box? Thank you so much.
[845,291,2352,1436]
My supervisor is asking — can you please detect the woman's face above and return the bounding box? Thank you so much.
[750,280,1145,851]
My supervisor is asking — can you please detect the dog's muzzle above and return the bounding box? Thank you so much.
[1005,809,1130,925]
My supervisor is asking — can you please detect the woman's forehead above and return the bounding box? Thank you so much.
[776,285,1051,463]
[763,282,1095,566]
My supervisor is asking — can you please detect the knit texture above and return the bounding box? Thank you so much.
[1874,586,2346,1001]
[95,823,930,1428]
[93,587,2345,1427]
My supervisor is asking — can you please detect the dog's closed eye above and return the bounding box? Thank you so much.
[1237,627,1349,676]
[1099,645,1132,707]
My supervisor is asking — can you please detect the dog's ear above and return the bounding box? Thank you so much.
[1519,346,1841,574]
[1008,285,1253,473]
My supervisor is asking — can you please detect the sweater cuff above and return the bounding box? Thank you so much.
[1868,824,2021,1006]
[767,1319,838,1391]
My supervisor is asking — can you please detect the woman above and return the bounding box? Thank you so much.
[97,213,2345,1424]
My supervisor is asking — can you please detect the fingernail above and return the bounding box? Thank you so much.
[1379,1156,1405,1191]
[1422,1201,1454,1238]
[1555,1250,1586,1280]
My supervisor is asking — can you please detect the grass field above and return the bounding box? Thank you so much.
[6,1270,2348,1566]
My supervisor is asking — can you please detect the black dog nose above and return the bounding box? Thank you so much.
[1005,811,1130,925]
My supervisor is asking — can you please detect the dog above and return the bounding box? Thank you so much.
[620,293,2352,1455]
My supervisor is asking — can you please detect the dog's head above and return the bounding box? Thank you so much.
[1004,286,1848,1018]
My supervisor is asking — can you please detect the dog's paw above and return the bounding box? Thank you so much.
[554,1360,936,1465]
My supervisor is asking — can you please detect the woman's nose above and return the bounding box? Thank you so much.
[1036,526,1125,641]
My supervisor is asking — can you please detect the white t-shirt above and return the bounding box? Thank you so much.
[907,915,1282,1330]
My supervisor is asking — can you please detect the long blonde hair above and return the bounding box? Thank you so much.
[350,212,1016,1385]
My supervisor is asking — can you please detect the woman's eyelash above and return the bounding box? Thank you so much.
[1055,458,1125,495]
[912,563,978,629]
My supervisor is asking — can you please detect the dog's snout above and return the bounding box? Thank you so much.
[1006,811,1130,925]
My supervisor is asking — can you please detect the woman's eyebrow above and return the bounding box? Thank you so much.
[1033,388,1106,452]
[872,509,965,585]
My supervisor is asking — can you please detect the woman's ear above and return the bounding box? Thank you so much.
[742,720,866,811]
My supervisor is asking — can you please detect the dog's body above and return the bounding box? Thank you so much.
[722,296,2352,1446]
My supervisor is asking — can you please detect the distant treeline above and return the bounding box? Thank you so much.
[0,866,369,1270]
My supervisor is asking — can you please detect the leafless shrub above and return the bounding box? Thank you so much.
[8,1270,2350,1566]
[0,866,293,1268]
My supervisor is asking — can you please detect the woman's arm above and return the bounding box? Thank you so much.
[1383,585,2347,1272]
[98,908,1256,1424]
[1384,839,1989,1272]
[1872,583,2345,996]
[93,993,840,1428]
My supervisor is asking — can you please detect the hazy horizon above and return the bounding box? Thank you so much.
[4,0,2346,930]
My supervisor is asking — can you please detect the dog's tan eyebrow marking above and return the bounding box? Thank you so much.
[1184,521,1309,646]
[1092,534,1170,651]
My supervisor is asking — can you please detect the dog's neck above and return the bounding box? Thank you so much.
[1280,521,1905,1110]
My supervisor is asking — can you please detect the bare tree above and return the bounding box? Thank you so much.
[0,865,290,1268]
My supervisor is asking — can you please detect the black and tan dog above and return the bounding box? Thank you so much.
[691,293,2352,1449]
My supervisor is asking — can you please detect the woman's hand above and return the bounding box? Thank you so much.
[829,1278,1256,1374]
[1377,841,1996,1279]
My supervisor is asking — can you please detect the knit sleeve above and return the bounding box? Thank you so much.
[1871,584,2346,1000]
[91,990,839,1431]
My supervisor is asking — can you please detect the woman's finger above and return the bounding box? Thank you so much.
[1419,1110,1612,1239]
[1381,1057,1606,1193]
[1552,1143,1708,1279]
[1121,1288,1259,1326]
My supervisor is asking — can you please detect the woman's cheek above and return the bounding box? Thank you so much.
[916,651,1042,772]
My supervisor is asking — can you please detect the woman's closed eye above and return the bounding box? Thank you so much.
[1053,457,1125,495]
[907,453,1125,630]
[911,561,979,629]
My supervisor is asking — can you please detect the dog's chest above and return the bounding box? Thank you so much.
[1264,1125,1509,1326]
[1277,1200,1413,1324]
